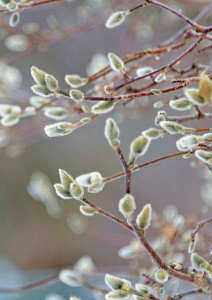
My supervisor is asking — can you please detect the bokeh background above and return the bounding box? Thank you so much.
[0,0,212,299]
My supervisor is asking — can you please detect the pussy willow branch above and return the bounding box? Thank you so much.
[0,0,65,13]
[160,3,212,46]
[116,148,132,194]
[191,217,212,244]
[103,152,187,184]
[114,35,205,92]
[80,197,133,232]
[128,219,194,283]
[82,197,195,283]
[171,288,203,300]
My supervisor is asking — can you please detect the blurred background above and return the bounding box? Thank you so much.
[0,0,212,299]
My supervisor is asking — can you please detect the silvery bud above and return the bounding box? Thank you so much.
[184,88,205,106]
[69,182,84,199]
[130,136,150,156]
[108,53,125,74]
[105,290,129,300]
[31,85,54,97]
[151,89,162,95]
[136,204,152,230]
[31,66,47,86]
[65,74,87,88]
[155,269,168,283]
[105,274,131,291]
[195,150,212,165]
[135,284,151,294]
[69,89,84,102]
[136,66,154,77]
[59,169,74,190]
[75,172,102,187]
[9,12,20,27]
[105,10,130,29]
[105,118,120,141]
[59,269,84,287]
[142,128,162,140]
[160,121,183,134]
[80,205,96,217]
[54,183,72,199]
[191,253,211,273]
[44,107,69,120]
[91,101,115,114]
[45,74,59,92]
[155,73,166,83]
[44,122,74,137]
[169,98,192,111]
[119,194,136,219]
[155,111,166,126]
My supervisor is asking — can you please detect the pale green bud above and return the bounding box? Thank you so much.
[195,150,212,165]
[153,101,164,109]
[9,12,20,27]
[65,74,87,88]
[59,169,74,190]
[203,133,212,141]
[59,269,84,287]
[105,118,120,141]
[136,67,154,77]
[0,104,20,116]
[135,284,151,294]
[31,85,53,97]
[80,205,96,217]
[160,121,183,134]
[5,34,29,52]
[155,269,168,283]
[142,128,162,140]
[31,66,47,86]
[108,53,125,74]
[45,74,59,92]
[183,153,192,159]
[109,139,120,151]
[29,96,51,108]
[44,107,69,120]
[70,298,82,300]
[75,172,102,187]
[185,88,205,106]
[69,89,84,102]
[177,135,200,150]
[1,114,20,126]
[155,111,166,126]
[44,122,74,137]
[105,274,131,291]
[81,104,90,113]
[45,294,65,300]
[151,89,162,95]
[105,10,130,29]
[169,98,192,111]
[130,136,150,156]
[105,290,129,300]
[80,117,91,124]
[136,204,152,230]
[54,183,72,199]
[91,101,115,114]
[74,255,96,273]
[69,182,84,199]
[188,242,195,254]
[191,253,211,272]
[0,0,10,7]
[7,1,18,12]
[119,194,136,219]
[155,73,166,83]
[87,182,105,193]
